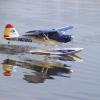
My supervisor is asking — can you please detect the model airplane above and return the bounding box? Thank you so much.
[4,24,74,44]
[3,24,83,55]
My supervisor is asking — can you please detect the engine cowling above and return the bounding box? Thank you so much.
[64,35,72,43]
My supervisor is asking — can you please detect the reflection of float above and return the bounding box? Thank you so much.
[48,54,83,62]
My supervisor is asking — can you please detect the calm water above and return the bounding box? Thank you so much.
[0,0,100,100]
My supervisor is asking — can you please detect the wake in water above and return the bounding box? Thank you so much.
[0,44,36,55]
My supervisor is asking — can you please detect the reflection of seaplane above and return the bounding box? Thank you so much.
[1,54,82,83]
[3,24,83,55]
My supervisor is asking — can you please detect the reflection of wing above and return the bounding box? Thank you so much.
[23,66,72,83]
[23,72,53,83]
[23,74,45,83]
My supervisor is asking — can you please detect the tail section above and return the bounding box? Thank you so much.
[4,24,19,40]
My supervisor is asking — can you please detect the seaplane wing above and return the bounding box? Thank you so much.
[28,48,83,55]
[26,26,73,34]
[57,26,73,31]
[26,29,56,34]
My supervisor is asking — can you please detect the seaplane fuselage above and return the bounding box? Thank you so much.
[4,24,74,44]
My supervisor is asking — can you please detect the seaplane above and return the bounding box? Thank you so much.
[3,24,83,55]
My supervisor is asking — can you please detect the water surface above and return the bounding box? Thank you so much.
[0,0,100,100]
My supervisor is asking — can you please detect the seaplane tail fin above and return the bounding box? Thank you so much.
[4,24,19,40]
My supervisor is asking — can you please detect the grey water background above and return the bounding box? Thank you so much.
[0,0,100,100]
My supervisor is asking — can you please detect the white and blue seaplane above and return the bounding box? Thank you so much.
[3,24,83,55]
